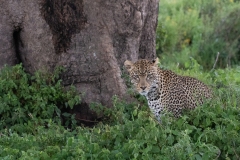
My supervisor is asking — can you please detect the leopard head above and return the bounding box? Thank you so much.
[124,58,159,96]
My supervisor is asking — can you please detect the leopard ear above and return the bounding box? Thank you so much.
[124,60,134,72]
[152,58,159,67]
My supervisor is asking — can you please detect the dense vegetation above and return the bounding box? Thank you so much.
[157,0,240,69]
[0,63,240,159]
[1,0,240,159]
[0,65,81,131]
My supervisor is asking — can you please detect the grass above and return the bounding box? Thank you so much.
[157,0,240,69]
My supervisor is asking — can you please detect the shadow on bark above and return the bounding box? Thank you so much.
[13,27,23,64]
[40,0,87,53]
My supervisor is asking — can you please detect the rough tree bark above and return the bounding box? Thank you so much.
[0,0,159,121]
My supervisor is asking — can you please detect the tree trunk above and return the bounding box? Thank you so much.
[0,0,159,121]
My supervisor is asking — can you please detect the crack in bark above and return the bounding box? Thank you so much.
[13,26,24,64]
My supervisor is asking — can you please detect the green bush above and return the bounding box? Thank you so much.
[157,0,240,69]
[0,64,81,131]
[0,62,240,159]
[1,92,240,159]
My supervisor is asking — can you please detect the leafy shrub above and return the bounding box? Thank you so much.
[157,0,240,69]
[0,61,239,158]
[1,91,240,159]
[0,64,81,131]
[1,62,240,159]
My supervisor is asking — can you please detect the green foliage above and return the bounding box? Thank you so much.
[0,64,81,131]
[1,91,240,159]
[157,0,240,69]
[1,63,240,159]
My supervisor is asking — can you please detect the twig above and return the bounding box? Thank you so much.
[75,118,99,123]
[212,52,220,70]
[0,132,7,137]
[214,150,221,160]
[233,144,240,159]
[148,113,162,126]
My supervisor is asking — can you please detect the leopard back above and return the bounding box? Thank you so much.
[124,58,212,119]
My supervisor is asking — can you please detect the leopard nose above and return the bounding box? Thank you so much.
[140,86,146,90]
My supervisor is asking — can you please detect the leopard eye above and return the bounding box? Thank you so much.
[147,74,154,80]
[132,75,139,81]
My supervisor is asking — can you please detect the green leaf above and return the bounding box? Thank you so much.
[193,118,199,126]
[133,109,138,116]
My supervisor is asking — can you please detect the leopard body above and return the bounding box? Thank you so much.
[124,58,212,120]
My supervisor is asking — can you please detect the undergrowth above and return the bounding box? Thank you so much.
[0,60,240,159]
[157,0,240,69]
[0,64,81,132]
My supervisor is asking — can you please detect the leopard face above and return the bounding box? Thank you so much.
[124,58,159,96]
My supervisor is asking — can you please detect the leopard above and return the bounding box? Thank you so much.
[124,58,212,120]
